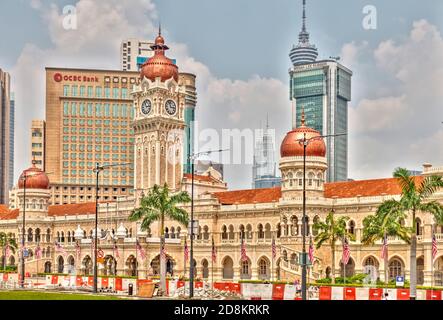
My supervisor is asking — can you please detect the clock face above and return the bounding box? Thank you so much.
[165,100,177,115]
[141,99,152,115]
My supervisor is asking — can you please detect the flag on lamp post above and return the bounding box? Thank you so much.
[432,233,438,261]
[342,238,350,265]
[55,242,67,256]
[241,236,247,262]
[5,245,10,259]
[35,245,42,259]
[75,241,81,259]
[113,242,120,259]
[308,237,315,264]
[136,240,147,260]
[271,237,277,260]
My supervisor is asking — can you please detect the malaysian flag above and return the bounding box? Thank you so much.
[5,245,10,259]
[91,237,95,255]
[55,242,67,256]
[271,237,277,260]
[381,233,388,259]
[240,236,247,262]
[35,245,42,259]
[184,239,189,262]
[432,233,438,261]
[308,237,315,264]
[136,240,147,260]
[342,238,350,265]
[113,242,120,259]
[211,237,217,263]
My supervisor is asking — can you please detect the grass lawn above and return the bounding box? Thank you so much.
[0,290,122,300]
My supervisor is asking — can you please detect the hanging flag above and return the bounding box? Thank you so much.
[342,238,350,265]
[211,237,217,263]
[35,245,42,259]
[381,233,388,259]
[308,237,315,264]
[240,236,247,262]
[271,237,277,260]
[55,242,67,256]
[432,233,438,261]
[136,240,147,260]
[113,242,120,259]
[184,239,189,262]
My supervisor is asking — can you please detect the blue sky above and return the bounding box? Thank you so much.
[1,0,443,190]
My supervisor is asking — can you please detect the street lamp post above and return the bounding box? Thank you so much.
[298,132,347,300]
[188,149,228,298]
[92,162,132,294]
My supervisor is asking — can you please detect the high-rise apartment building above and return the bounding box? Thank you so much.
[9,93,14,190]
[289,0,352,182]
[31,120,45,170]
[121,39,155,71]
[0,69,13,204]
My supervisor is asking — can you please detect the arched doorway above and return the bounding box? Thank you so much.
[339,257,355,278]
[240,258,251,280]
[258,257,270,280]
[9,256,15,267]
[44,261,52,273]
[66,256,75,274]
[126,255,137,276]
[104,255,117,276]
[150,255,175,276]
[434,256,443,286]
[57,256,64,273]
[82,256,93,275]
[222,256,234,279]
[202,259,209,279]
[363,256,379,281]
[388,257,404,281]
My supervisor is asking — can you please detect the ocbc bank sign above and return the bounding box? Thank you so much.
[53,72,99,83]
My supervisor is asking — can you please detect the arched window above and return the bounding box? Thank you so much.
[297,172,303,187]
[349,220,356,236]
[239,225,245,240]
[228,225,234,240]
[283,250,288,262]
[257,224,264,239]
[170,227,176,239]
[308,172,314,187]
[222,257,234,279]
[203,226,209,240]
[246,224,252,239]
[265,223,271,239]
[363,256,379,280]
[57,231,60,242]
[202,259,209,279]
[241,259,251,279]
[415,218,422,236]
[165,227,169,239]
[221,226,228,240]
[61,231,65,243]
[67,231,71,243]
[291,216,298,236]
[35,228,41,243]
[276,223,281,238]
[27,228,33,242]
[312,216,320,236]
[57,256,64,273]
[176,227,181,238]
[258,258,270,280]
[389,258,404,281]
[290,253,298,265]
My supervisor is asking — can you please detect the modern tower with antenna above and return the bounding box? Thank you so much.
[289,0,353,182]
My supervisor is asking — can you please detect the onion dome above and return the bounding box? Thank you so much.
[116,223,127,239]
[18,161,50,189]
[74,225,84,240]
[140,26,178,82]
[280,110,326,158]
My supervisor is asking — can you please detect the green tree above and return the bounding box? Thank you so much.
[313,210,355,284]
[0,232,17,270]
[129,183,190,295]
[373,168,443,299]
[362,201,411,285]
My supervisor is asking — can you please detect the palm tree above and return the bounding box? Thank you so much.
[362,202,411,285]
[129,183,190,295]
[375,168,443,299]
[0,232,17,270]
[313,210,355,284]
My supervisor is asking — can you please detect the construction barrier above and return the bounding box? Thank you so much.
[369,288,383,300]
[397,289,410,300]
[272,284,285,300]
[331,286,344,300]
[284,284,296,300]
[344,287,356,300]
[426,290,442,300]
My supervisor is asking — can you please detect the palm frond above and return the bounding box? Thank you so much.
[393,167,416,198]
[418,176,443,200]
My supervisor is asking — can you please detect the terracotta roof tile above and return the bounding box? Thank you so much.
[324,176,424,199]
[214,187,281,205]
[0,206,18,220]
[183,174,221,183]
[48,202,96,216]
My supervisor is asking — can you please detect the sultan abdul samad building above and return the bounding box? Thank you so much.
[1,30,443,288]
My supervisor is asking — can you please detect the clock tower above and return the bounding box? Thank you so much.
[132,29,186,194]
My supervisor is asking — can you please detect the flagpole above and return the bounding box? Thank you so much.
[431,226,435,298]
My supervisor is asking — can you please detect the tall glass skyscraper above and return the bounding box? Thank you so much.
[289,0,352,182]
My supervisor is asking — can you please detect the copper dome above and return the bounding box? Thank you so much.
[18,163,50,190]
[140,29,178,82]
[280,112,326,158]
